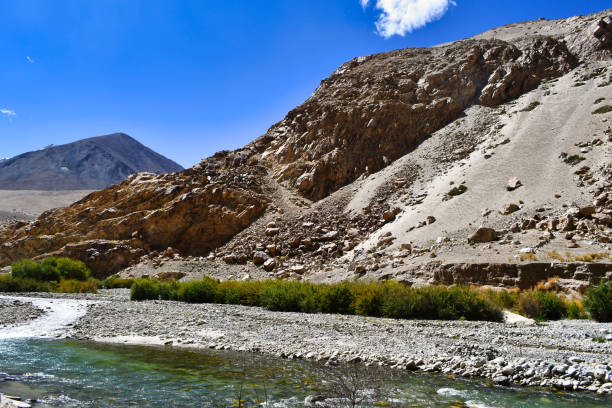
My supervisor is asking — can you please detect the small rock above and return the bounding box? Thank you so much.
[507,177,522,191]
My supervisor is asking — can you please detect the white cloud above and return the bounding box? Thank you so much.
[26,56,34,64]
[361,0,456,37]
[0,109,16,117]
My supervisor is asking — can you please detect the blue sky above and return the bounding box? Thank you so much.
[1,0,610,168]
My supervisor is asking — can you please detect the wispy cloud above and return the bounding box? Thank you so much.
[0,108,16,117]
[26,56,34,64]
[361,0,456,37]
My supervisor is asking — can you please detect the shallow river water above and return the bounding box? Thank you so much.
[1,296,612,407]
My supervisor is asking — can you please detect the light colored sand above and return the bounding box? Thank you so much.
[343,61,611,263]
[0,190,92,219]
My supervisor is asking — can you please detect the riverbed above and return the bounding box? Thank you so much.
[1,294,612,407]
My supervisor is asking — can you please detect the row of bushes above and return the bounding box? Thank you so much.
[0,257,98,294]
[0,274,99,294]
[0,258,138,294]
[131,278,612,323]
[482,288,588,321]
[12,257,90,282]
[131,278,505,321]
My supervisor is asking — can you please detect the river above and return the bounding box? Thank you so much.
[1,296,611,407]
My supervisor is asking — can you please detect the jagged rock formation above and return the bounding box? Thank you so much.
[0,9,611,282]
[0,159,267,276]
[258,37,576,200]
[0,133,183,190]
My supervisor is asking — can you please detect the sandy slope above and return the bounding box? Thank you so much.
[334,60,611,273]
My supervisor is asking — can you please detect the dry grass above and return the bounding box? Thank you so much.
[520,253,536,261]
[573,252,610,262]
[546,251,610,262]
[534,276,560,292]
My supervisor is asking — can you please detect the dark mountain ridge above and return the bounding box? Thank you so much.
[0,133,184,190]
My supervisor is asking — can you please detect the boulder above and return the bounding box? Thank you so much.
[580,206,597,217]
[290,265,306,275]
[252,251,269,265]
[320,230,339,241]
[521,218,537,229]
[558,216,576,232]
[468,226,498,243]
[263,258,277,271]
[265,227,280,236]
[155,271,186,280]
[500,204,520,215]
[593,213,612,226]
[383,208,401,223]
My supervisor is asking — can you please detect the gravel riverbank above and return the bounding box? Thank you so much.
[0,300,44,327]
[3,291,612,395]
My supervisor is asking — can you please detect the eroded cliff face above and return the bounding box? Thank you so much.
[258,37,577,200]
[0,11,610,278]
[0,157,268,276]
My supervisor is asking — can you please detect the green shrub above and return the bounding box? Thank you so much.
[57,279,98,294]
[11,259,44,280]
[520,101,540,112]
[584,281,612,322]
[0,275,51,292]
[12,257,90,282]
[130,279,162,301]
[218,280,264,306]
[124,278,510,322]
[380,282,422,318]
[351,282,385,317]
[447,185,467,197]
[518,291,567,321]
[415,285,502,321]
[45,257,90,281]
[592,105,612,114]
[317,282,353,314]
[158,280,180,301]
[176,278,219,303]
[102,276,135,289]
[484,289,519,310]
[561,154,586,166]
[566,300,588,320]
[260,281,308,312]
[536,291,567,320]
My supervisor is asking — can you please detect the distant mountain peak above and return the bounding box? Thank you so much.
[0,133,184,190]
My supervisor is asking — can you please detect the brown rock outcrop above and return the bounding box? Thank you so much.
[258,37,576,200]
[0,160,268,276]
[429,261,612,290]
[567,15,612,59]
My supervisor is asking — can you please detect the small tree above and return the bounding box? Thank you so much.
[585,281,612,322]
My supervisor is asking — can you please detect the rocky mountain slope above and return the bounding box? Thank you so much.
[0,133,183,190]
[0,10,611,286]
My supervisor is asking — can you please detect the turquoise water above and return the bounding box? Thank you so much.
[1,339,612,407]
